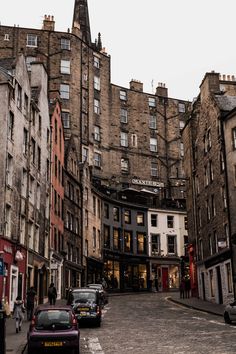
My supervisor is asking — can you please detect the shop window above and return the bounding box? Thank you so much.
[137,233,147,254]
[137,212,144,226]
[104,225,110,248]
[124,231,132,252]
[113,228,120,250]
[124,209,131,224]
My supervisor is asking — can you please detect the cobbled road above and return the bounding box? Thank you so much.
[79,292,236,354]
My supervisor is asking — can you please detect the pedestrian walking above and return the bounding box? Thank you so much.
[185,277,191,298]
[179,278,185,299]
[13,296,25,333]
[26,286,37,320]
[154,276,159,292]
[48,282,57,305]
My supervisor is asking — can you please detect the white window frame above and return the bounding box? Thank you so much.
[151,162,158,177]
[178,102,186,113]
[94,152,101,167]
[120,108,128,123]
[60,60,70,74]
[94,76,100,91]
[94,56,100,68]
[150,138,157,152]
[149,115,156,129]
[61,111,70,129]
[60,84,70,99]
[120,90,127,101]
[94,99,100,114]
[148,97,156,107]
[120,132,128,147]
[27,34,38,47]
[121,158,129,172]
[94,125,100,141]
[61,38,70,50]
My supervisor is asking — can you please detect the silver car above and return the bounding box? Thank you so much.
[224,301,236,323]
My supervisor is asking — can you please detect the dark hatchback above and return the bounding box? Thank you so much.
[27,305,80,354]
[71,288,102,327]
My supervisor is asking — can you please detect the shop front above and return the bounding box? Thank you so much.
[104,255,149,292]
[0,238,27,310]
[86,257,104,285]
[151,258,180,291]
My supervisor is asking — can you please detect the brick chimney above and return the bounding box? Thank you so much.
[156,83,168,97]
[42,15,55,31]
[129,79,143,92]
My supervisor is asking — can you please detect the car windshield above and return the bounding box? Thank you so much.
[72,291,96,303]
[35,310,72,330]
[88,284,103,290]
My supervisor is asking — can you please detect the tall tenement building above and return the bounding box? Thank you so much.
[0,0,190,295]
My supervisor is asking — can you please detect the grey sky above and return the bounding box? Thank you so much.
[1,0,236,101]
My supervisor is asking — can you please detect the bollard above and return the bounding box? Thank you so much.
[0,310,6,354]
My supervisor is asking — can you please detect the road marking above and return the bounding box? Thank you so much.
[88,337,104,353]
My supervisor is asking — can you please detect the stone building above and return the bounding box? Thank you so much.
[183,72,236,304]
[63,135,83,292]
[0,55,51,308]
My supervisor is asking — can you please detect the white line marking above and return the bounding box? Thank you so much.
[88,337,104,354]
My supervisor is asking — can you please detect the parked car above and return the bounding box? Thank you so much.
[71,288,102,327]
[87,283,109,306]
[224,301,236,324]
[27,304,80,354]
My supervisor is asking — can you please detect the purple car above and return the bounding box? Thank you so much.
[27,304,80,354]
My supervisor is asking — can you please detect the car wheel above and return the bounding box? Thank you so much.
[224,311,231,324]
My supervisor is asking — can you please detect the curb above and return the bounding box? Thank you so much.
[167,296,223,317]
[16,342,27,354]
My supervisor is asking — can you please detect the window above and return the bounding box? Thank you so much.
[220,151,225,171]
[137,212,144,226]
[226,263,233,293]
[5,205,11,237]
[104,204,109,219]
[94,152,101,167]
[94,56,100,68]
[209,160,214,182]
[120,132,128,147]
[124,210,131,224]
[113,228,120,250]
[124,231,132,252]
[150,138,157,152]
[6,154,13,186]
[178,102,185,113]
[93,227,96,249]
[222,186,227,209]
[167,235,176,254]
[151,234,160,255]
[167,215,174,228]
[37,147,41,171]
[4,34,10,41]
[61,38,70,50]
[151,162,158,177]
[120,90,127,101]
[94,126,100,141]
[137,233,147,254]
[206,199,210,220]
[26,56,36,71]
[232,128,236,150]
[82,147,88,162]
[113,207,119,222]
[17,84,22,109]
[151,214,157,227]
[120,108,128,123]
[104,225,110,248]
[22,169,27,198]
[179,120,185,130]
[27,34,38,47]
[149,115,156,129]
[60,84,69,99]
[131,134,137,147]
[209,269,215,297]
[121,158,129,172]
[94,76,100,91]
[94,99,100,114]
[93,196,96,215]
[31,138,36,164]
[148,97,156,107]
[184,217,188,230]
[207,129,212,150]
[60,60,70,74]
[8,111,14,140]
[211,195,216,217]
[204,165,209,186]
[180,142,184,157]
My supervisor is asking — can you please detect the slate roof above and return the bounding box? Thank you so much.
[215,95,236,112]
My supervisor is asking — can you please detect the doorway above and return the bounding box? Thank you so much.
[216,266,223,304]
[201,272,206,300]
[162,267,169,291]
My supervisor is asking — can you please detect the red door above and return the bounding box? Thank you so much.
[162,268,169,291]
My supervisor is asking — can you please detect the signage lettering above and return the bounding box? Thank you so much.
[131,179,164,188]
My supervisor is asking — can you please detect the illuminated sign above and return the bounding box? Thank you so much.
[131,179,164,188]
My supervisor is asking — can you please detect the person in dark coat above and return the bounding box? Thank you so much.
[48,283,57,305]
[179,278,185,299]
[26,286,37,320]
[185,277,191,298]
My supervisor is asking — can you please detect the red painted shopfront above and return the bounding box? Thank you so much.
[0,238,27,310]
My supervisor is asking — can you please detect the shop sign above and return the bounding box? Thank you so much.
[131,179,164,188]
[0,258,4,276]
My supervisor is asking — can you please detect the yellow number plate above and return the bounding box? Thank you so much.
[44,342,63,347]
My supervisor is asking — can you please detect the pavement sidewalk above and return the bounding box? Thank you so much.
[168,291,225,317]
[6,315,28,354]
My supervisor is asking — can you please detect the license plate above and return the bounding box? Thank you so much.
[80,311,88,316]
[79,308,89,311]
[44,342,63,347]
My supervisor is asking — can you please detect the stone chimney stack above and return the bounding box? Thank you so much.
[129,79,143,92]
[42,15,55,31]
[156,83,168,97]
[200,71,220,98]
